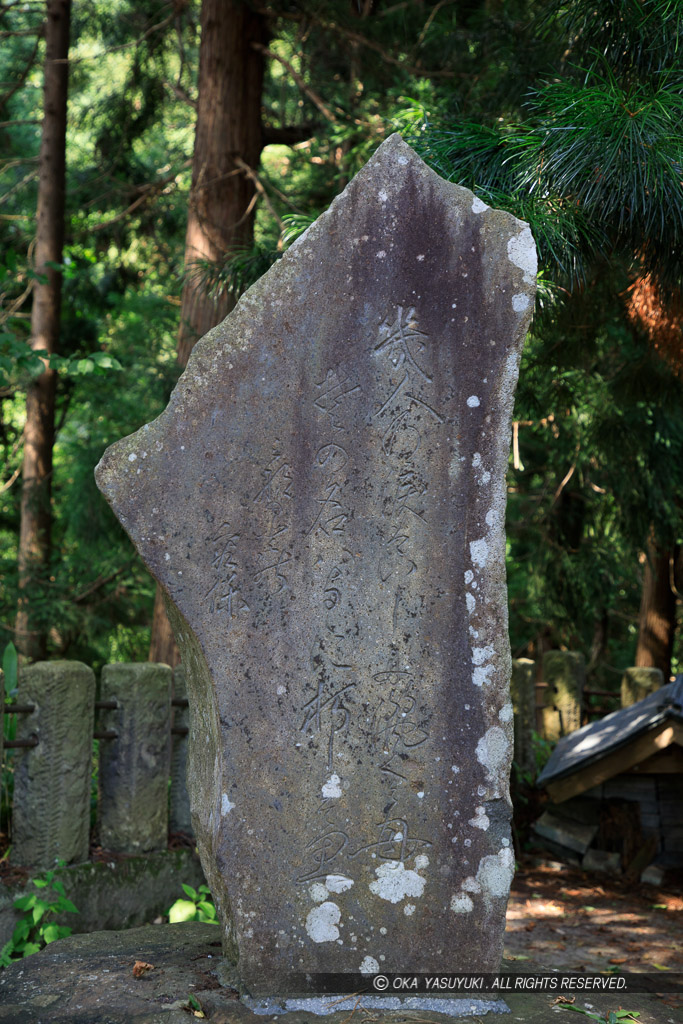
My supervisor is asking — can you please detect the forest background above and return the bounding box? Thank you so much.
[1,0,681,697]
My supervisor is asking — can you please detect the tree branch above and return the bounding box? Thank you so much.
[253,42,338,122]
[262,123,317,147]
[0,31,42,108]
[234,156,284,231]
[89,160,191,232]
[258,7,456,79]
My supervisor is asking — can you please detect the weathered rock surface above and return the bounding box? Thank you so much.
[95,134,536,996]
[0,924,674,1024]
[12,661,95,868]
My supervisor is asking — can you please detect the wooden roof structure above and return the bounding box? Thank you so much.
[537,676,683,803]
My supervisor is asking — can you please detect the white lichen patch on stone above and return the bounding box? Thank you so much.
[472,646,494,666]
[378,189,388,203]
[369,861,426,904]
[469,539,488,568]
[450,894,473,914]
[466,395,480,408]
[472,452,481,467]
[309,883,328,903]
[325,874,354,893]
[451,765,460,774]
[322,773,342,799]
[475,847,515,899]
[415,854,429,870]
[404,903,416,916]
[305,901,342,943]
[461,876,482,893]
[472,664,494,687]
[359,956,380,974]
[507,226,537,286]
[468,807,490,830]
[221,792,235,815]
[472,196,489,214]
[464,569,474,585]
[476,726,509,774]
[512,293,530,312]
[498,702,514,723]
[466,593,476,614]
[128,453,137,462]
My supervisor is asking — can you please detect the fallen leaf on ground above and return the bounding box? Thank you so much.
[609,958,627,964]
[132,960,154,977]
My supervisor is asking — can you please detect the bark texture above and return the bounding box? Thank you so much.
[16,0,70,660]
[635,534,676,679]
[150,0,268,665]
[176,0,267,366]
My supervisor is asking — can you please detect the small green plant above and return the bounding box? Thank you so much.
[0,864,78,966]
[168,884,218,925]
[562,1006,640,1022]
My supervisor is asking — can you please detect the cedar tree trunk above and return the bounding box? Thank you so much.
[15,0,71,661]
[634,533,676,679]
[149,0,267,664]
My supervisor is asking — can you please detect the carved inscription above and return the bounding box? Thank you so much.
[373,307,445,593]
[204,522,249,624]
[295,323,443,885]
[314,365,362,430]
[253,446,293,594]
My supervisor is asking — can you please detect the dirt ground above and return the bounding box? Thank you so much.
[505,854,683,1018]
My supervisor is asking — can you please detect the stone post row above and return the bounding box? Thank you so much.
[510,658,535,775]
[541,650,585,741]
[98,662,172,853]
[8,660,187,868]
[12,662,95,869]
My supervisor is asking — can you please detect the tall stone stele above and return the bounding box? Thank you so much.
[96,136,536,999]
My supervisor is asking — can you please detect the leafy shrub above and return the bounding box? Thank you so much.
[0,864,78,966]
[168,883,218,925]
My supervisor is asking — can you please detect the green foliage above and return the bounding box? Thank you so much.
[561,1006,640,1023]
[0,0,680,675]
[0,865,78,967]
[167,884,218,925]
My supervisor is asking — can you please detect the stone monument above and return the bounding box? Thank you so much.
[96,135,536,1005]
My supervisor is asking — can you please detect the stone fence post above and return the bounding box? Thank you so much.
[170,665,193,835]
[621,667,664,707]
[511,658,536,775]
[12,662,95,868]
[98,663,172,853]
[541,650,585,741]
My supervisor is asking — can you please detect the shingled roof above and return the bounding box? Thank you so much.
[537,675,683,802]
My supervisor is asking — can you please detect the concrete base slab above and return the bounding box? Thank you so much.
[244,995,509,1016]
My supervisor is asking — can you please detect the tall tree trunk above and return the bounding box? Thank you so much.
[176,0,267,366]
[634,532,676,679]
[15,0,71,661]
[149,0,267,664]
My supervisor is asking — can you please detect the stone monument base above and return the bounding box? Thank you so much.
[0,922,669,1024]
[0,922,507,1022]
